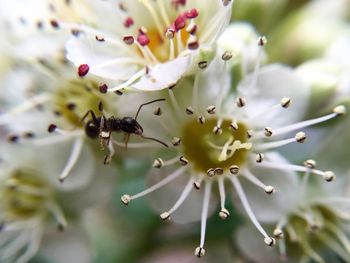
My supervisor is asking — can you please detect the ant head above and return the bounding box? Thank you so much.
[120,117,143,135]
[85,119,100,139]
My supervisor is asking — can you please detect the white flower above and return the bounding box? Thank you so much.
[117,46,345,256]
[0,61,118,183]
[236,169,350,263]
[65,0,233,91]
[0,142,94,263]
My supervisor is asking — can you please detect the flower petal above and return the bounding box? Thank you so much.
[238,152,299,223]
[238,64,311,127]
[131,55,190,91]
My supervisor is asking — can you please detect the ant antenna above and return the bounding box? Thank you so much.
[134,98,166,120]
[141,135,168,147]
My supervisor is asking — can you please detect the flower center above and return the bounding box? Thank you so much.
[53,81,107,127]
[2,169,53,220]
[182,118,251,173]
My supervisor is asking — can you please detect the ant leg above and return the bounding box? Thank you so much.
[99,116,106,150]
[124,133,130,151]
[134,98,166,120]
[104,135,115,165]
[81,110,98,123]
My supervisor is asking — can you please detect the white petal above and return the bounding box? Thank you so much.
[39,225,92,263]
[238,64,311,127]
[238,152,299,223]
[236,225,280,263]
[65,29,139,81]
[131,55,190,91]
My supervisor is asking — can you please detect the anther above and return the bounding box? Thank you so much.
[78,64,89,77]
[219,208,230,220]
[95,35,105,42]
[123,35,134,45]
[198,116,205,124]
[198,61,208,69]
[264,186,275,194]
[264,237,276,247]
[23,132,35,138]
[206,105,216,114]
[323,171,336,182]
[186,23,197,35]
[256,153,264,163]
[295,132,306,143]
[99,83,108,94]
[280,97,291,108]
[206,168,215,177]
[186,106,194,115]
[193,181,201,190]
[160,212,171,221]
[174,15,186,31]
[257,36,267,46]
[153,158,164,168]
[236,97,246,107]
[137,34,150,46]
[222,0,232,6]
[188,40,199,50]
[222,51,233,61]
[115,90,123,96]
[195,247,205,258]
[71,29,82,36]
[66,102,76,111]
[186,8,199,19]
[229,165,239,175]
[273,228,284,239]
[304,159,316,169]
[48,124,57,133]
[7,134,19,143]
[214,168,224,175]
[264,127,273,137]
[172,137,181,146]
[121,194,131,205]
[50,19,60,29]
[229,122,238,131]
[124,17,134,28]
[165,27,175,39]
[179,156,189,166]
[213,126,222,135]
[153,107,162,116]
[247,130,253,138]
[333,105,346,115]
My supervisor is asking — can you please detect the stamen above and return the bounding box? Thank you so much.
[247,36,266,95]
[166,28,176,60]
[5,179,50,197]
[160,177,195,220]
[327,222,350,252]
[121,166,186,205]
[195,181,212,257]
[231,176,274,245]
[0,93,51,126]
[218,177,230,219]
[255,132,306,151]
[259,161,335,182]
[46,201,67,231]
[138,0,165,39]
[107,68,146,92]
[242,169,275,194]
[260,107,345,138]
[168,89,182,118]
[58,138,83,182]
[157,0,171,25]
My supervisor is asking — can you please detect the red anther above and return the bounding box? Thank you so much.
[48,124,57,133]
[50,19,59,29]
[137,34,150,46]
[188,41,199,50]
[78,64,89,77]
[186,8,199,19]
[174,15,186,31]
[99,83,108,93]
[123,35,135,45]
[124,17,134,28]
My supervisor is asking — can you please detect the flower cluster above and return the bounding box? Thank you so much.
[0,0,349,262]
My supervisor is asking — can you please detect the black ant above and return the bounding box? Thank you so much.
[81,98,168,164]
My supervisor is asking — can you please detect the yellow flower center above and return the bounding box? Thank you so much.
[182,118,251,173]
